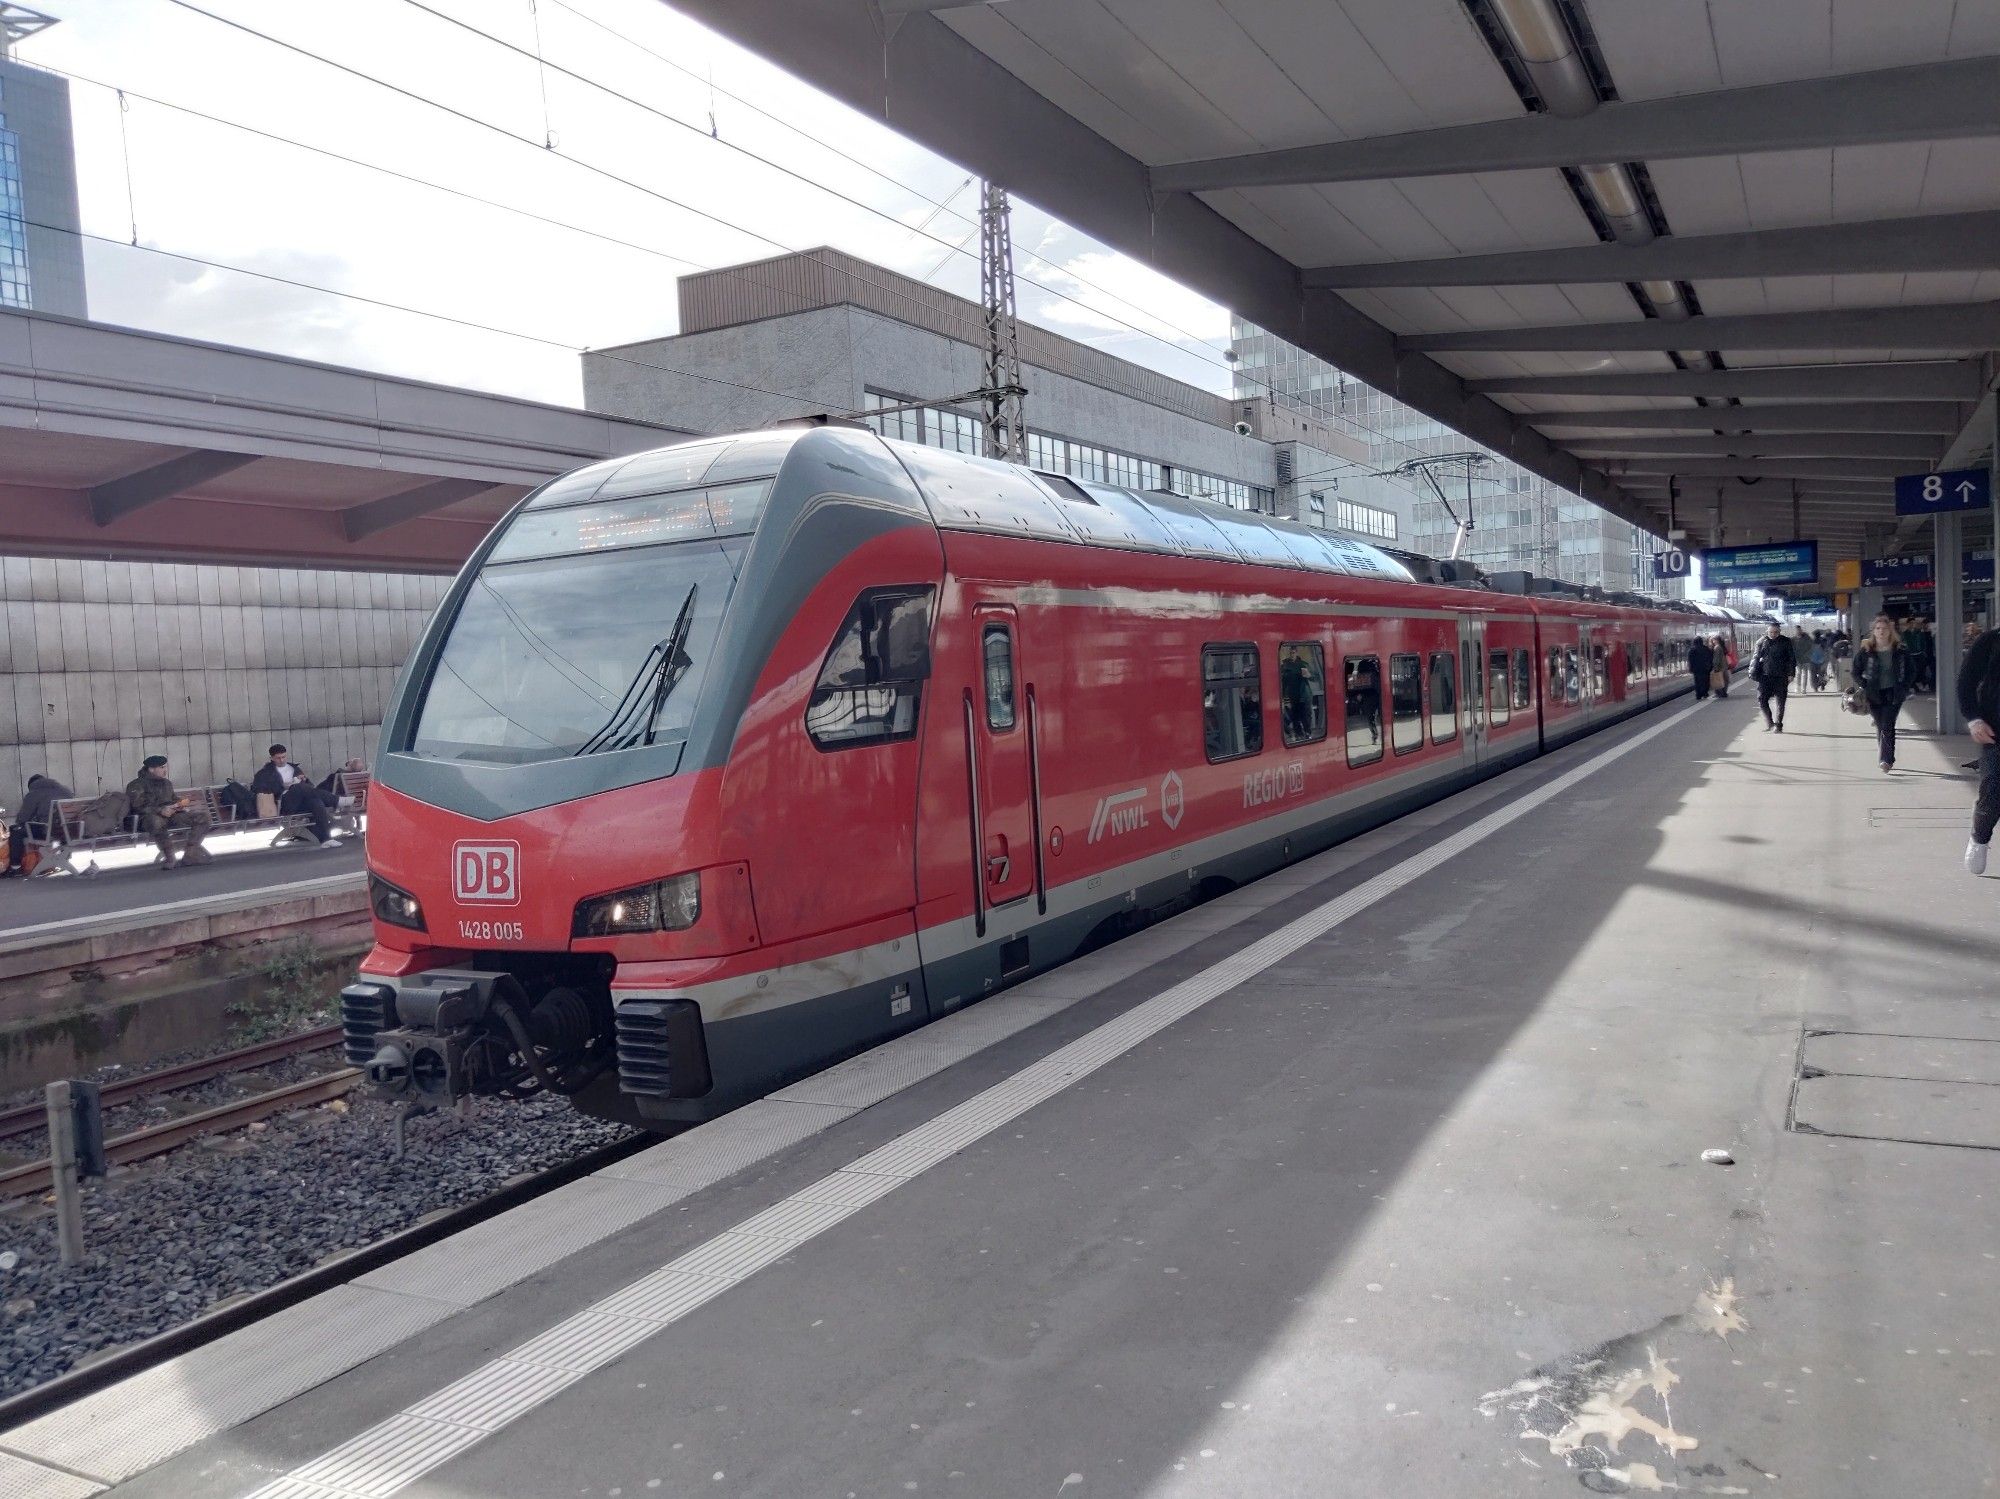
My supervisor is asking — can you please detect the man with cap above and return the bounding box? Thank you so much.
[127,755,211,868]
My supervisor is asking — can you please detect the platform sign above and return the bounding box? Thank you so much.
[1894,467,1991,517]
[1785,594,1836,613]
[1833,558,1861,591]
[1860,554,1995,589]
[1699,541,1818,587]
[1650,546,1690,580]
[1861,555,1931,588]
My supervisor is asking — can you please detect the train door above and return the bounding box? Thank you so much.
[1458,617,1488,762]
[967,604,1038,915]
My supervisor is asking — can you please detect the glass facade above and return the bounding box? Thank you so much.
[1229,319,1648,591]
[0,82,32,310]
[864,389,1277,514]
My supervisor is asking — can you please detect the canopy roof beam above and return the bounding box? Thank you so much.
[90,448,259,527]
[1307,211,2000,288]
[1525,402,1968,434]
[1472,363,1984,400]
[1564,433,1943,460]
[1151,57,2000,193]
[1403,301,2000,353]
[341,477,498,542]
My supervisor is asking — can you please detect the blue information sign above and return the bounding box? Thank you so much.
[1785,594,1836,613]
[1894,467,1991,516]
[1858,553,1995,588]
[1699,541,1818,587]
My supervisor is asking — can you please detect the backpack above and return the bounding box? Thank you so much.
[77,790,133,839]
[218,779,257,822]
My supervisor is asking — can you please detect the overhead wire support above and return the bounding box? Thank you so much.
[978,182,1026,463]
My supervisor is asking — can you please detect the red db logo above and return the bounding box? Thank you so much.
[453,841,520,905]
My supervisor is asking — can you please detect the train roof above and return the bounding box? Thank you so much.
[879,436,1417,585]
[519,426,1696,623]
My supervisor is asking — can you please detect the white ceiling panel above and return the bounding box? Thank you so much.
[1643,157,1754,237]
[955,3,1249,161]
[1329,0,1521,128]
[941,9,1176,162]
[1948,4,2000,53]
[1707,0,1836,87]
[1734,150,1836,229]
[1915,137,2000,212]
[1831,142,1950,219]
[1210,0,1455,137]
[1099,0,1331,149]
[1585,3,1722,99]
[1296,180,1471,259]
[1831,0,1961,70]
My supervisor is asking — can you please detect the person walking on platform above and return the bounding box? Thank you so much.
[2,773,69,877]
[1711,634,1734,699]
[1687,636,1714,701]
[127,754,211,869]
[1750,621,1796,732]
[1808,634,1829,693]
[1960,624,1999,875]
[1852,615,1914,774]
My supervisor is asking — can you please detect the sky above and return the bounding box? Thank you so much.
[14,0,1240,410]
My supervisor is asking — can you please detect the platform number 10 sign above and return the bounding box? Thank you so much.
[1651,547,1689,579]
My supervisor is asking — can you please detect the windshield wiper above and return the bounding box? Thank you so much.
[572,585,698,756]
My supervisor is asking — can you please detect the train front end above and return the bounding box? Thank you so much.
[340,425,940,1129]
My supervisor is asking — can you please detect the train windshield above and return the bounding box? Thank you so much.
[409,510,747,766]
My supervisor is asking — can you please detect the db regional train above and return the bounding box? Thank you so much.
[342,423,1756,1128]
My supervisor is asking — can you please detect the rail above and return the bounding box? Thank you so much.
[0,1025,343,1145]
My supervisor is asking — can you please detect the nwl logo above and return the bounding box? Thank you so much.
[453,841,520,905]
[1087,788,1148,844]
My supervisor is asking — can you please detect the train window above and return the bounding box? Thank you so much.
[1279,642,1328,747]
[1652,641,1666,678]
[1546,647,1562,703]
[1626,643,1641,683]
[1343,655,1384,766]
[1389,653,1423,753]
[1203,644,1262,762]
[805,586,936,749]
[1592,644,1609,698]
[982,624,1016,731]
[1488,649,1510,726]
[1512,648,1533,710]
[1428,651,1457,743]
[1563,646,1581,704]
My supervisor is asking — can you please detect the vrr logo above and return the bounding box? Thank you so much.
[453,841,520,905]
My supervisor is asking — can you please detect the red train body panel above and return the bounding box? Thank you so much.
[341,426,1744,1128]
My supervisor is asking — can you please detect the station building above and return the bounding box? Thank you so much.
[581,247,1414,550]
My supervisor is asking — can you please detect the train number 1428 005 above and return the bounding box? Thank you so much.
[457,918,525,943]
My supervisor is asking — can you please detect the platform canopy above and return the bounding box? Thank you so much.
[0,310,687,572]
[676,0,2000,586]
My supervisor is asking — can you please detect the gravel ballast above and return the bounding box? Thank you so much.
[0,1091,635,1396]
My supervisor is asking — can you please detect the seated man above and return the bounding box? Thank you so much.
[252,743,341,848]
[127,755,211,869]
[2,773,71,877]
[317,757,368,804]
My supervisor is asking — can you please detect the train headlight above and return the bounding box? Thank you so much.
[573,872,701,938]
[370,874,426,932]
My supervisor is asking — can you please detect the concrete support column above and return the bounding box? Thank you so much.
[1853,587,1883,638]
[1936,510,1965,735]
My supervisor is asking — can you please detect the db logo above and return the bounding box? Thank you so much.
[452,841,520,905]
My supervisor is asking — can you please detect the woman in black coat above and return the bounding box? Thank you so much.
[1686,637,1714,700]
[1852,614,1913,772]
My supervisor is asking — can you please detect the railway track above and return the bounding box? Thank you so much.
[0,1027,355,1201]
[0,1024,344,1145]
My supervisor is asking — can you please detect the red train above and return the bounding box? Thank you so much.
[342,424,1747,1128]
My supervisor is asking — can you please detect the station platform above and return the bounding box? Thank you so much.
[2,690,1993,1498]
[0,839,366,943]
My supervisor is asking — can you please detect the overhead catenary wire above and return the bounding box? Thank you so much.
[92,3,1435,503]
